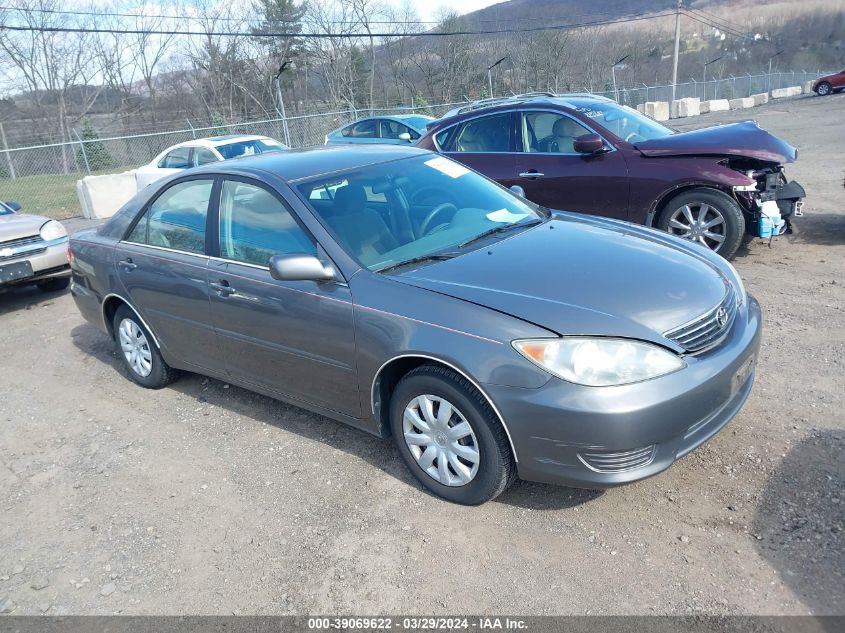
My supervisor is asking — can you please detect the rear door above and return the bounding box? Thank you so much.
[515,110,630,218]
[115,177,222,371]
[441,111,522,189]
[206,178,359,416]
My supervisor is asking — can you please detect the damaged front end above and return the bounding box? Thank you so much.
[725,157,806,238]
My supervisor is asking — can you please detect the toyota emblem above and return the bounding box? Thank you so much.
[716,307,728,328]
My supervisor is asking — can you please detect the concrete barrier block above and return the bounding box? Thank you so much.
[700,99,730,114]
[771,86,802,98]
[804,80,815,94]
[751,93,769,106]
[636,103,645,113]
[670,97,701,118]
[643,101,670,121]
[76,170,138,219]
[729,97,755,109]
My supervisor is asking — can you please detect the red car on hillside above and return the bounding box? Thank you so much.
[812,68,845,96]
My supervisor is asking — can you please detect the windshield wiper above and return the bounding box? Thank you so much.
[457,218,543,249]
[376,252,457,274]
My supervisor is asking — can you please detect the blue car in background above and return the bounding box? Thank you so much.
[324,114,435,145]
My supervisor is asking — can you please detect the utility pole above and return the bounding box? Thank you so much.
[611,54,630,103]
[671,0,682,102]
[274,61,292,147]
[487,56,508,98]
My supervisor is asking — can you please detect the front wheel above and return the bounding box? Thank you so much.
[657,188,745,260]
[390,365,515,505]
[815,81,832,96]
[36,277,70,292]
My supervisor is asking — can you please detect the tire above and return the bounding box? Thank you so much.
[815,81,832,96]
[36,277,70,292]
[390,364,516,505]
[657,188,745,260]
[112,305,178,389]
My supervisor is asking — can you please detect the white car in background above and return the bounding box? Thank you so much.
[135,134,288,188]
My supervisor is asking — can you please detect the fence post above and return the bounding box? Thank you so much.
[72,128,91,175]
[186,119,196,139]
[0,121,16,179]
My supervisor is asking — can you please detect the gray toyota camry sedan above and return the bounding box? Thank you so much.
[69,145,761,505]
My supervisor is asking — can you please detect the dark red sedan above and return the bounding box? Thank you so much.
[417,94,805,259]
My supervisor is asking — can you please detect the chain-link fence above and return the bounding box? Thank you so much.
[0,71,828,219]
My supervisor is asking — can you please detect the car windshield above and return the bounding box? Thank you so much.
[402,116,433,130]
[217,139,286,160]
[297,155,546,272]
[571,101,674,143]
[0,203,14,215]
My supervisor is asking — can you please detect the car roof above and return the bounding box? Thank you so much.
[167,135,278,151]
[198,144,432,183]
[329,114,435,133]
[432,93,615,129]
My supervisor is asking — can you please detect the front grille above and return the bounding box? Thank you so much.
[664,287,737,353]
[577,445,656,473]
[0,234,46,262]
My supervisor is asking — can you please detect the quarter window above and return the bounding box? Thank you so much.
[126,179,213,254]
[453,113,512,152]
[219,180,315,266]
[522,112,591,153]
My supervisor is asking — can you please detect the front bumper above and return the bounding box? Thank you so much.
[0,236,70,287]
[484,295,762,488]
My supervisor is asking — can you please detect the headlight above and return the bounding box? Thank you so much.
[40,220,67,241]
[513,337,685,387]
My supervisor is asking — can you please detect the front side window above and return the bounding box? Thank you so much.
[380,120,418,140]
[522,112,592,153]
[159,147,191,169]
[219,180,315,266]
[452,113,512,153]
[296,155,545,271]
[126,179,213,254]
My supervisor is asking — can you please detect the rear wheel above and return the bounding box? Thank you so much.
[815,81,832,96]
[36,277,69,292]
[658,188,745,260]
[390,365,515,505]
[112,305,177,389]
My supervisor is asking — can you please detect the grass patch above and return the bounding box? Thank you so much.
[1,168,126,220]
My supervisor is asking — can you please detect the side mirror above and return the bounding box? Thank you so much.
[2,201,21,212]
[573,133,605,154]
[269,253,335,282]
[398,132,412,142]
[509,185,526,198]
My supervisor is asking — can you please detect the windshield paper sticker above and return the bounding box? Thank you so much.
[424,157,470,178]
[486,208,531,223]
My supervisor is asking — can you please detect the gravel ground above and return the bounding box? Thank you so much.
[0,94,843,617]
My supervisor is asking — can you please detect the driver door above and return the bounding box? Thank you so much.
[516,111,630,218]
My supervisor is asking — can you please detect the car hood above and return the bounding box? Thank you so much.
[635,121,797,164]
[394,217,731,346]
[0,213,49,241]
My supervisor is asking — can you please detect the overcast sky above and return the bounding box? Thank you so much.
[392,0,502,22]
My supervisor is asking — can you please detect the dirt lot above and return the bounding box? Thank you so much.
[0,94,843,617]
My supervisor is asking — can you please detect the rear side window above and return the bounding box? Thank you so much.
[158,147,191,169]
[452,113,512,152]
[341,120,378,138]
[126,179,213,255]
[219,180,315,266]
[194,147,219,165]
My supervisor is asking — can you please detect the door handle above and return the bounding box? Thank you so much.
[519,171,545,178]
[210,280,236,296]
[118,258,137,271]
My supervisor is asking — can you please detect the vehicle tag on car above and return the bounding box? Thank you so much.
[0,260,34,283]
[732,356,755,395]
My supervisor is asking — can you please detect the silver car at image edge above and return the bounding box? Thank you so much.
[68,145,761,505]
[1,201,71,292]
